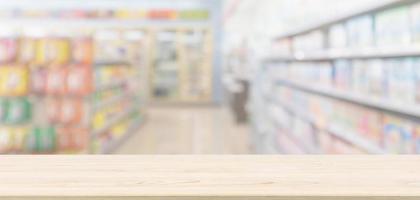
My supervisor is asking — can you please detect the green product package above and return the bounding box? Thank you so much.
[178,10,209,20]
[25,128,37,152]
[0,99,8,122]
[5,98,32,124]
[36,126,56,152]
[28,126,56,153]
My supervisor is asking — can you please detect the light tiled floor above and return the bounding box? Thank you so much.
[115,106,252,154]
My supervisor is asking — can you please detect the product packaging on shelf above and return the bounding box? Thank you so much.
[346,15,374,48]
[50,39,71,65]
[0,98,7,121]
[31,69,47,94]
[66,66,92,96]
[27,126,56,153]
[413,58,420,104]
[333,59,352,90]
[72,38,93,64]
[386,58,415,104]
[0,38,17,62]
[411,2,420,43]
[4,98,32,124]
[46,67,67,95]
[383,115,414,154]
[19,38,36,64]
[60,99,84,125]
[366,59,386,97]
[57,127,88,152]
[46,98,61,123]
[0,128,12,153]
[415,126,420,154]
[375,6,411,47]
[0,66,29,96]
[352,60,369,94]
[11,127,29,152]
[328,24,347,49]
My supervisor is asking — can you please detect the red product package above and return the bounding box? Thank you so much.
[69,128,89,150]
[66,66,92,96]
[72,38,93,64]
[0,38,17,63]
[46,98,61,123]
[57,127,72,150]
[57,127,88,151]
[31,69,47,94]
[60,99,84,125]
[46,68,67,95]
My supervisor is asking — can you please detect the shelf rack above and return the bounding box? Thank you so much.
[267,46,420,62]
[254,0,420,154]
[267,93,385,154]
[275,0,418,40]
[276,79,420,120]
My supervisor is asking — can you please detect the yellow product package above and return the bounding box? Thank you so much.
[0,66,29,96]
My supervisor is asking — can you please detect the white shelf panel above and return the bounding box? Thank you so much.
[269,46,420,62]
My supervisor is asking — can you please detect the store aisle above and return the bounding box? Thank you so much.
[115,106,252,154]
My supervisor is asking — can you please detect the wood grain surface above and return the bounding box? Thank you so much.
[0,156,420,199]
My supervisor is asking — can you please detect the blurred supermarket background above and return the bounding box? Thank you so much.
[0,0,420,154]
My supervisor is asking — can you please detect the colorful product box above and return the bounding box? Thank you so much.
[411,2,420,43]
[66,66,92,96]
[10,127,29,152]
[57,127,88,151]
[46,98,61,123]
[19,38,36,64]
[0,66,29,96]
[386,58,415,104]
[0,128,12,152]
[346,15,374,48]
[0,98,7,121]
[28,126,56,152]
[0,38,17,62]
[31,69,47,94]
[328,24,347,49]
[383,115,413,154]
[46,68,67,95]
[375,6,411,46]
[366,59,386,97]
[60,99,84,125]
[4,98,32,124]
[72,38,93,64]
[333,59,352,90]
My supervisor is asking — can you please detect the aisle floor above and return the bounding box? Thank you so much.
[116,106,252,154]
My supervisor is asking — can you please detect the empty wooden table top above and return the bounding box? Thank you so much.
[0,155,420,200]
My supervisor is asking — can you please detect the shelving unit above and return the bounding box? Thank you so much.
[150,28,213,104]
[0,28,146,154]
[253,0,420,154]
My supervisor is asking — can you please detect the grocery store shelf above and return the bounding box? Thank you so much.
[94,61,131,66]
[271,94,384,154]
[101,117,143,154]
[277,79,420,119]
[268,46,420,62]
[328,124,385,154]
[94,80,126,91]
[91,109,135,138]
[91,93,130,111]
[275,0,415,39]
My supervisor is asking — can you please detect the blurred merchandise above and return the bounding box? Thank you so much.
[251,0,420,154]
